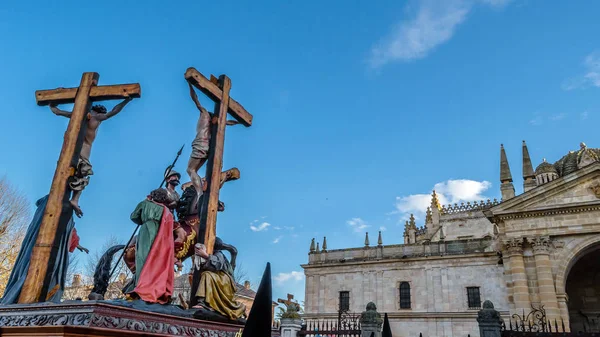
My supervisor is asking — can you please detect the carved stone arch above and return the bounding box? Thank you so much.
[554,234,600,295]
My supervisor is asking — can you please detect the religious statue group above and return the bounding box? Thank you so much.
[1,81,247,322]
[118,166,245,321]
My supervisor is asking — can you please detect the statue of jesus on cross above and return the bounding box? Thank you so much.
[49,98,132,217]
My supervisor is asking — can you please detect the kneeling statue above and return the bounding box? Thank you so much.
[193,243,246,320]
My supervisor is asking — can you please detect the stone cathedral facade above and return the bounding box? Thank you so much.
[302,142,600,337]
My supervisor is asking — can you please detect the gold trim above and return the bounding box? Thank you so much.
[175,227,197,260]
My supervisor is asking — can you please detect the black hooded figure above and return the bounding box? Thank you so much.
[241,263,273,337]
[382,313,393,337]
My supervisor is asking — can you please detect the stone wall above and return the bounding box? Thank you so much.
[304,251,508,337]
[439,211,495,241]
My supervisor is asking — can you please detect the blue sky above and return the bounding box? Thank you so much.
[1,0,599,307]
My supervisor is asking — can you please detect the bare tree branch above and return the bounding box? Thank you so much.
[62,235,132,300]
[0,176,31,296]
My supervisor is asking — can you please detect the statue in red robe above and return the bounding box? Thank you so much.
[123,188,175,304]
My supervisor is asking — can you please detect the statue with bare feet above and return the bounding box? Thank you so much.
[186,83,239,206]
[50,98,132,217]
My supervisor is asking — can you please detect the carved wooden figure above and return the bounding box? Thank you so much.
[18,72,140,303]
[184,68,252,255]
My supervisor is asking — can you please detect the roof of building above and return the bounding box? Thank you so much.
[235,283,257,299]
[551,144,600,177]
[535,159,557,175]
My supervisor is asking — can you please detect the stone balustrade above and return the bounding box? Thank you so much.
[308,237,495,265]
[441,199,500,215]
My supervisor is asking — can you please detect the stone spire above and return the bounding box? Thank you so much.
[322,236,327,251]
[316,242,320,252]
[364,232,370,247]
[406,214,417,244]
[377,231,383,246]
[522,140,537,192]
[500,144,515,200]
[309,238,315,253]
[425,207,432,224]
[431,190,441,210]
[430,191,441,226]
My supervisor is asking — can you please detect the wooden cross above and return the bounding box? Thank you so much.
[277,294,296,307]
[185,68,253,255]
[18,72,140,303]
[187,167,240,306]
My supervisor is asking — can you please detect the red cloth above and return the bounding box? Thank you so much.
[132,202,175,304]
[68,228,80,253]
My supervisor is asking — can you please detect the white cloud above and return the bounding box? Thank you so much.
[394,179,492,222]
[274,271,305,286]
[273,236,283,244]
[380,226,387,231]
[530,112,569,126]
[549,113,566,121]
[581,111,589,120]
[529,116,543,126]
[347,217,370,232]
[273,226,282,230]
[369,0,511,68]
[434,179,491,202]
[563,51,600,90]
[250,222,271,232]
[480,0,512,7]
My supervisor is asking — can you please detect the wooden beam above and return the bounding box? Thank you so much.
[184,68,253,127]
[200,75,232,255]
[18,72,98,303]
[35,83,141,106]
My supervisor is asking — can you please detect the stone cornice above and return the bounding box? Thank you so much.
[303,310,510,320]
[302,251,499,270]
[494,203,600,221]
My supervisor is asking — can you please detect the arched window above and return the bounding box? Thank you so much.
[399,282,411,309]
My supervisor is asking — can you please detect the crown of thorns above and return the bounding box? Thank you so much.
[91,105,107,113]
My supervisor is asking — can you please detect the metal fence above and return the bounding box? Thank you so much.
[501,305,599,336]
[298,310,361,337]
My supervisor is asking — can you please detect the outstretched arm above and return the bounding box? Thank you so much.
[49,104,72,118]
[188,82,203,111]
[226,120,240,126]
[99,97,133,121]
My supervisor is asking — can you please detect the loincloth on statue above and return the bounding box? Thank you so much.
[191,137,210,159]
[69,157,93,191]
[196,270,246,320]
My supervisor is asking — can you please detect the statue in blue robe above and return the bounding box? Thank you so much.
[0,195,75,304]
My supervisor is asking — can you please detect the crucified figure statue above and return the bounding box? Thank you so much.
[50,98,132,217]
[187,83,239,205]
